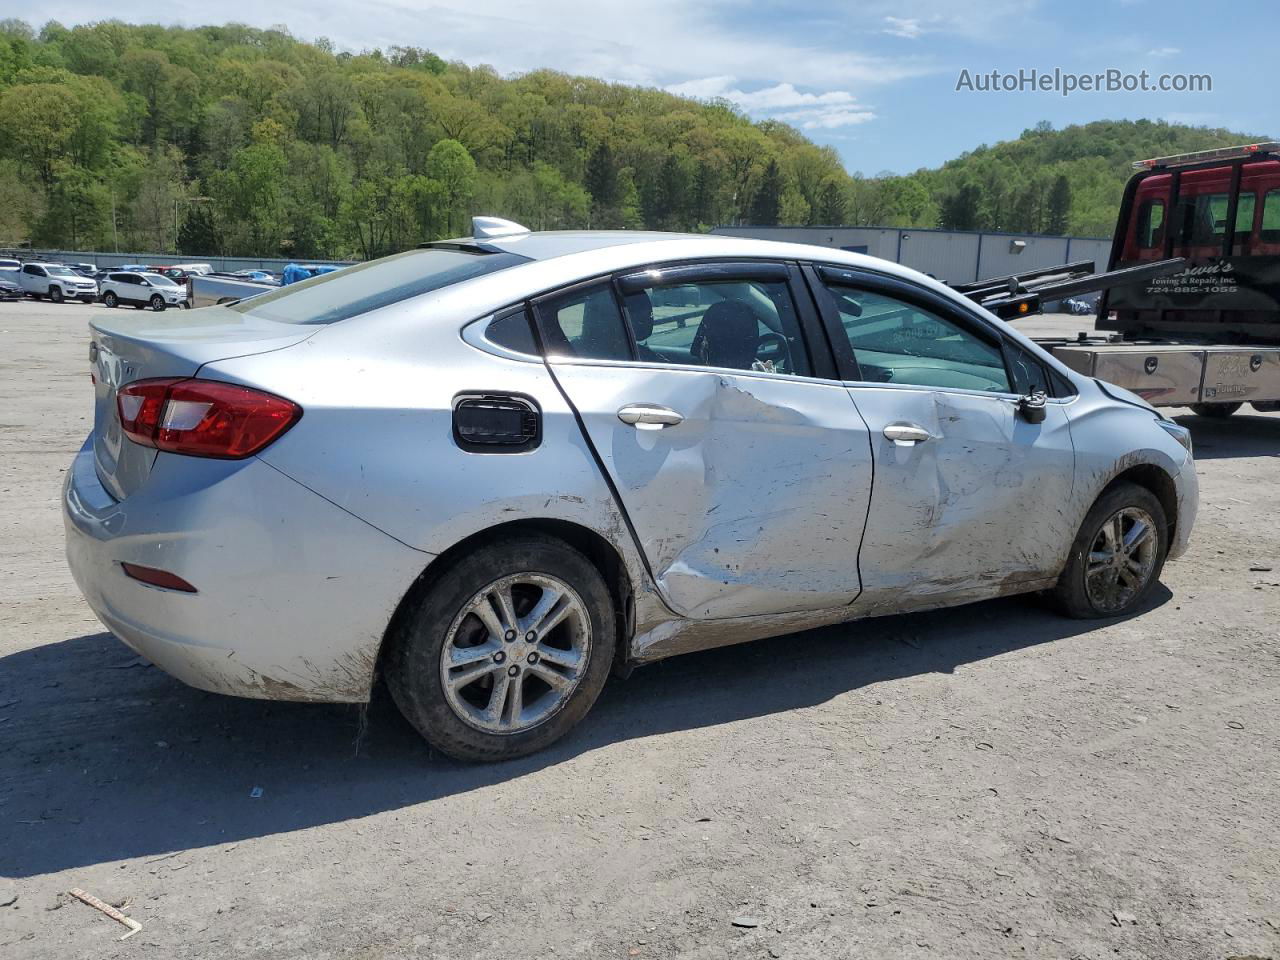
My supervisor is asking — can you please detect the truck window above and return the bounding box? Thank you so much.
[1176,192,1256,247]
[1136,200,1165,248]
[1262,189,1280,244]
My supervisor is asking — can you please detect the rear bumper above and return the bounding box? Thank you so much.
[63,437,431,702]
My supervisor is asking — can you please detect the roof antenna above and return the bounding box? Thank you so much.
[472,216,530,239]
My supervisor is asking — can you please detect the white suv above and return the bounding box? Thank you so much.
[19,262,98,303]
[99,271,188,311]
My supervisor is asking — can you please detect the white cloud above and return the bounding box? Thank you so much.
[883,16,924,39]
[665,76,876,129]
[779,108,878,130]
[1147,46,1181,57]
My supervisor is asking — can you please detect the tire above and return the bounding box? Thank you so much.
[133,301,145,310]
[1190,402,1241,418]
[103,291,118,308]
[150,294,165,311]
[386,534,616,762]
[48,286,63,304]
[1052,482,1168,619]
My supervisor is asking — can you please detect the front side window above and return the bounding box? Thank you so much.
[229,247,530,325]
[823,284,1012,393]
[621,277,811,376]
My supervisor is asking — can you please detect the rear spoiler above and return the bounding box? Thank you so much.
[954,258,1186,320]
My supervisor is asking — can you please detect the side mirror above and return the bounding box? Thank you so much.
[1018,390,1048,424]
[140,280,151,287]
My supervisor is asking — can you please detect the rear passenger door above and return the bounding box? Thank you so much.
[807,264,1078,615]
[535,262,874,621]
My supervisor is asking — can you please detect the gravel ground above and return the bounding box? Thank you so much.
[1,300,1278,959]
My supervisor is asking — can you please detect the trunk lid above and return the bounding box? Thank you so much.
[90,306,317,500]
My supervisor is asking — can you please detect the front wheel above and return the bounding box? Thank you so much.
[1190,402,1241,418]
[48,286,63,304]
[103,291,118,308]
[385,534,615,762]
[1052,482,1168,619]
[150,294,165,311]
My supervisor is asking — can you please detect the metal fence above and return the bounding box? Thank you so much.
[4,249,355,273]
[710,226,1113,286]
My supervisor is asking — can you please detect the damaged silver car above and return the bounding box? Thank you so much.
[65,218,1197,761]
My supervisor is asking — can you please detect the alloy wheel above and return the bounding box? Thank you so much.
[439,572,591,734]
[1084,506,1158,613]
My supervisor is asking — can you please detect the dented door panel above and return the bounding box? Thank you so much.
[847,386,1077,615]
[546,362,873,619]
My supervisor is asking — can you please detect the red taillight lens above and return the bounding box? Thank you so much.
[116,378,302,459]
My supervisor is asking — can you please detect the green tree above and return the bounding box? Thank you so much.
[1045,173,1072,235]
[425,138,477,237]
[749,158,783,226]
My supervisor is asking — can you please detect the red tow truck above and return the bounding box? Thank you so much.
[957,142,1280,417]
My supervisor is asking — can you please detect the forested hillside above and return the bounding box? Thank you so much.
[0,19,1270,257]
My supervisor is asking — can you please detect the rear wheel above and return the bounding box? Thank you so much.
[1052,482,1168,619]
[1190,402,1241,418]
[150,294,165,311]
[103,291,118,308]
[48,286,63,304]
[386,534,615,762]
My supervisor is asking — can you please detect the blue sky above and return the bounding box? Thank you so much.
[35,0,1280,174]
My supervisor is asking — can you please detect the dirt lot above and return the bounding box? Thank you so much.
[1,299,1278,959]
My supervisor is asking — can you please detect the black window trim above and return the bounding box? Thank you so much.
[807,262,1076,399]
[530,258,835,382]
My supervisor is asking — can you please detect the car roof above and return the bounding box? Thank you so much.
[463,229,952,295]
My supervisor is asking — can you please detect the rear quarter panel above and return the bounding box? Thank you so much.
[201,299,660,624]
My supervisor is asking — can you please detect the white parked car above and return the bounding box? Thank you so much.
[99,271,189,311]
[19,262,98,303]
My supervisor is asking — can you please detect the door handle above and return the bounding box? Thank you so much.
[883,422,931,445]
[617,404,685,429]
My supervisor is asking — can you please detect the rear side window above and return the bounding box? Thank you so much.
[230,248,530,325]
[485,308,539,356]
[622,277,811,376]
[536,283,631,361]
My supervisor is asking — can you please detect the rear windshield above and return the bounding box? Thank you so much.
[229,248,530,325]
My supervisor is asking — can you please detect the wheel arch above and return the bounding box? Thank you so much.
[1100,462,1179,547]
[376,518,635,683]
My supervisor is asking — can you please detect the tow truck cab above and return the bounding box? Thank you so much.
[1103,142,1280,342]
[1029,143,1280,416]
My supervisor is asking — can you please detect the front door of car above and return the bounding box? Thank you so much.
[808,266,1078,615]
[535,264,873,621]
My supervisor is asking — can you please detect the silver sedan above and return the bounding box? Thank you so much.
[65,220,1197,761]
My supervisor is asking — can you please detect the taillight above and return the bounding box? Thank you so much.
[117,378,302,459]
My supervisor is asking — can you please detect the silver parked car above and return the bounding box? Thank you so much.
[65,219,1197,761]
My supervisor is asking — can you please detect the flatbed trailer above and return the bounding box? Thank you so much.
[956,142,1280,416]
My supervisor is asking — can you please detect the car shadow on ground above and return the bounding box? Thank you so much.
[0,586,1169,878]
[1172,410,1280,460]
